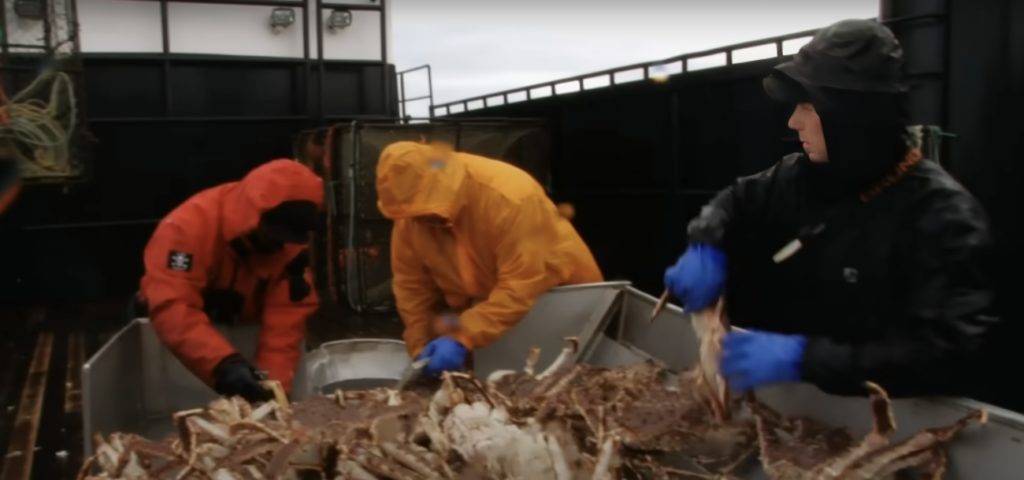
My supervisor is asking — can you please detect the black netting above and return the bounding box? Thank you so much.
[457,124,550,187]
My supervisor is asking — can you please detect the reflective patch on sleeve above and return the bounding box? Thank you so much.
[168,250,193,272]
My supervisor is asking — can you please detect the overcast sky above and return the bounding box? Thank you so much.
[390,0,878,116]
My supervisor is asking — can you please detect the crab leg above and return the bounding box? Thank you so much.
[265,440,302,478]
[229,420,289,443]
[217,440,281,470]
[864,381,897,437]
[843,409,986,479]
[448,371,495,408]
[524,346,541,376]
[543,432,573,480]
[349,445,422,480]
[537,337,579,380]
[819,382,897,477]
[192,416,234,445]
[75,452,99,480]
[919,447,949,480]
[590,436,622,480]
[336,459,379,480]
[417,414,450,457]
[173,409,204,457]
[379,442,444,480]
[692,300,730,421]
[249,401,278,422]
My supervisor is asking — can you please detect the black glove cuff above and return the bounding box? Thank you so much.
[686,206,728,246]
[212,353,271,402]
[213,352,248,376]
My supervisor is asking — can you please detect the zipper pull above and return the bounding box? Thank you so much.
[772,223,825,264]
[773,239,803,264]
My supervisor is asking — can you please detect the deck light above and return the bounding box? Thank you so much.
[327,9,353,31]
[270,7,296,33]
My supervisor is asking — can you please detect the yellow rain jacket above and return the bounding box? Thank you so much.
[377,142,603,357]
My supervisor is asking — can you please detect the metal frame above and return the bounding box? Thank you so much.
[326,117,547,311]
[431,27,820,117]
[396,64,433,121]
[0,0,87,186]
[0,0,81,53]
[2,0,394,125]
[0,0,81,79]
[432,13,947,118]
[7,1,395,231]
[104,0,393,123]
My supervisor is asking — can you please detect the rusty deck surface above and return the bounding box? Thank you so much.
[1,332,53,480]
[63,333,85,415]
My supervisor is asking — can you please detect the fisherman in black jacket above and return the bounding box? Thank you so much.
[663,19,997,397]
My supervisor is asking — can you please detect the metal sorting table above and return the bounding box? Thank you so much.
[82,283,1024,478]
[80,282,625,454]
[601,285,1024,479]
[81,319,309,454]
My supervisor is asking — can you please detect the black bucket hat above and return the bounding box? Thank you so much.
[764,19,906,105]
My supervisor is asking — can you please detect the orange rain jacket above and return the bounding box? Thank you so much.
[376,142,603,357]
[140,160,324,391]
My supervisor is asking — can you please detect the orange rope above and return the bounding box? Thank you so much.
[859,148,924,203]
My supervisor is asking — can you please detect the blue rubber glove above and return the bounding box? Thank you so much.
[720,330,806,393]
[664,243,727,311]
[417,336,469,376]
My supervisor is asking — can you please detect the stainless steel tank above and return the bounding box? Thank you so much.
[304,338,410,394]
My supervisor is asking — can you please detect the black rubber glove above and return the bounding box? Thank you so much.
[212,354,272,403]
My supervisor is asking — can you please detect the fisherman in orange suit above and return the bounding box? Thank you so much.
[139,160,323,401]
[376,142,603,376]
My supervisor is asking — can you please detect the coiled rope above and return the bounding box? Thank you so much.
[0,68,78,177]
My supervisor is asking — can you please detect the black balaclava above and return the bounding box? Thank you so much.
[259,200,319,242]
[763,19,910,202]
[245,200,319,254]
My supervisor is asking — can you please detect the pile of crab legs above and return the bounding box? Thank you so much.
[80,303,987,480]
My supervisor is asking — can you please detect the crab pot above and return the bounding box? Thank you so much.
[81,319,309,455]
[587,287,1024,479]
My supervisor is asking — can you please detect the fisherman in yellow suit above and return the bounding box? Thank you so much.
[376,141,603,375]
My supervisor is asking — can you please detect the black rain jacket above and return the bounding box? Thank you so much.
[688,153,997,396]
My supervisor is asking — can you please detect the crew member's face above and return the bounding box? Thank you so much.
[246,228,284,254]
[788,102,828,163]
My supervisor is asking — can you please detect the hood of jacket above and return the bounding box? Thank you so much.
[376,141,468,221]
[221,159,324,241]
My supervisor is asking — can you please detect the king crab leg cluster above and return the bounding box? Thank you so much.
[81,306,986,479]
[751,381,987,480]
